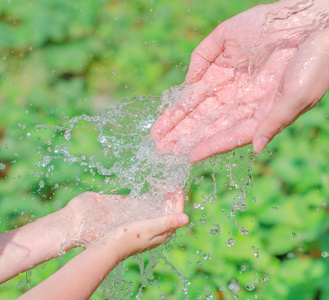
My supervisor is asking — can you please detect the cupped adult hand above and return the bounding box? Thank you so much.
[151,0,329,163]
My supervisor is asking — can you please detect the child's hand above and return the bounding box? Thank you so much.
[63,189,188,249]
[14,190,188,300]
[87,189,189,260]
[63,192,126,246]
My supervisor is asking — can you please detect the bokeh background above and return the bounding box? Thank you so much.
[0,0,329,299]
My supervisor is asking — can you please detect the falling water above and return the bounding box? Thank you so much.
[31,83,257,299]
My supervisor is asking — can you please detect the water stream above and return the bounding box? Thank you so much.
[33,84,256,299]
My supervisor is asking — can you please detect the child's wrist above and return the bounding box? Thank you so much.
[50,208,78,253]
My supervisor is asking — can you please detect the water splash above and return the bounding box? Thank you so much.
[33,85,257,298]
[228,278,240,293]
[245,282,255,292]
[321,251,329,258]
[226,238,235,247]
[36,91,191,222]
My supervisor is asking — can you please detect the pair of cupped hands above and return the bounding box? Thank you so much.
[67,0,329,259]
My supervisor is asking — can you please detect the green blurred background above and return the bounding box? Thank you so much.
[0,0,329,299]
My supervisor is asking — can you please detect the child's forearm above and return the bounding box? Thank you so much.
[16,211,189,300]
[0,208,76,283]
[17,236,121,300]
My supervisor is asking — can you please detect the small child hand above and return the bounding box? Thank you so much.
[63,189,188,250]
[13,190,188,300]
[63,192,126,247]
[87,189,189,260]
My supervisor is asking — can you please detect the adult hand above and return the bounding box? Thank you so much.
[151,0,329,163]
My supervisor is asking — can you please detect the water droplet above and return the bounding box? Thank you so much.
[187,222,195,231]
[292,232,297,239]
[240,264,247,272]
[194,203,204,210]
[111,70,116,75]
[245,283,255,291]
[209,223,221,235]
[238,226,250,236]
[203,195,212,203]
[252,246,260,258]
[64,130,71,141]
[39,180,45,189]
[262,274,270,282]
[17,279,25,289]
[321,251,329,258]
[227,238,235,247]
[0,163,5,170]
[199,219,206,226]
[228,279,240,293]
[203,252,212,260]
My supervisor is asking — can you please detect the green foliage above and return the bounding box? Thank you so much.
[0,0,328,299]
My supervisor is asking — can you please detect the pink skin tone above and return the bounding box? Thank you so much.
[1,190,188,299]
[151,0,329,163]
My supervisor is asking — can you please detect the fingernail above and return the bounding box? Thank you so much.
[178,214,189,226]
[253,136,269,153]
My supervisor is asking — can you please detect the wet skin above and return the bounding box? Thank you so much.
[151,0,329,163]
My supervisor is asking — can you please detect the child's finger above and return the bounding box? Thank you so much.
[164,188,185,214]
[149,213,189,237]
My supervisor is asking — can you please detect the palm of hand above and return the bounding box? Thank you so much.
[64,190,184,247]
[151,3,329,162]
[65,192,126,246]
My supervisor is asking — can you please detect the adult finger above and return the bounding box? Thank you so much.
[252,29,329,153]
[151,65,235,142]
[185,23,227,83]
[188,119,257,163]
